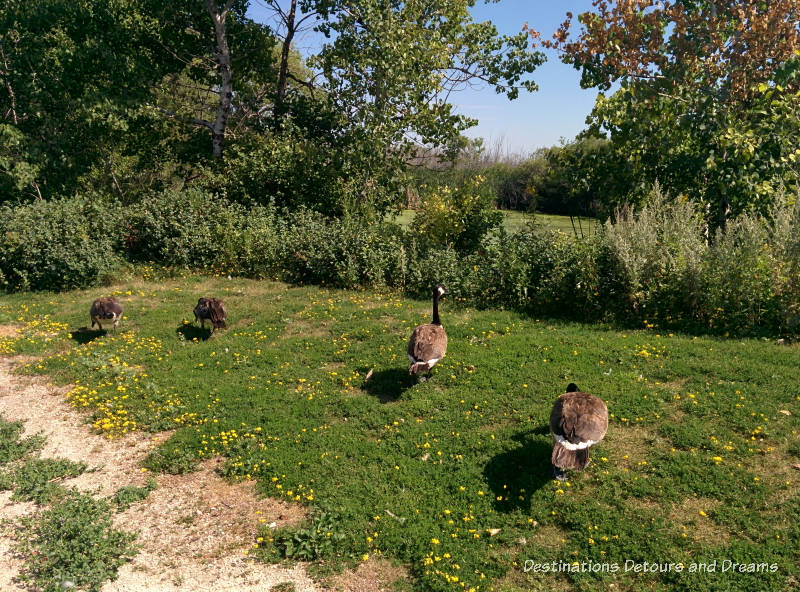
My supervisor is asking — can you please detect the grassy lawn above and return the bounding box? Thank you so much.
[1,277,799,591]
[391,210,599,236]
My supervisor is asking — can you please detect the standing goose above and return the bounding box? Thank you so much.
[549,383,608,481]
[90,297,123,333]
[408,284,447,382]
[193,297,227,333]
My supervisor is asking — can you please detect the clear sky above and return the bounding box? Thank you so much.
[247,0,601,157]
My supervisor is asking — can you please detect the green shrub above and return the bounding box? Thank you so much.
[275,210,407,289]
[603,186,706,323]
[266,508,347,561]
[15,493,137,592]
[0,415,45,463]
[700,215,780,334]
[124,188,248,269]
[9,457,87,504]
[110,478,157,511]
[0,195,123,291]
[411,175,502,252]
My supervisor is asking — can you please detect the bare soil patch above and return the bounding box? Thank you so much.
[0,355,321,592]
[0,325,21,338]
[328,558,411,592]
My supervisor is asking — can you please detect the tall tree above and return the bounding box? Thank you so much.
[305,0,545,211]
[0,0,186,200]
[206,0,236,158]
[532,0,800,226]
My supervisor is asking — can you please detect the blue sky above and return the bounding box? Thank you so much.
[247,0,601,156]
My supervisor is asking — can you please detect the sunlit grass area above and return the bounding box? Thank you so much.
[1,278,798,591]
[391,210,599,236]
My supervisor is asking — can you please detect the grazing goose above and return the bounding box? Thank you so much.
[90,297,123,333]
[549,383,608,481]
[408,284,447,382]
[193,297,227,332]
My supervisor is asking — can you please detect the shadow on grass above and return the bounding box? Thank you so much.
[361,367,417,402]
[69,327,108,344]
[176,323,212,342]
[484,428,553,513]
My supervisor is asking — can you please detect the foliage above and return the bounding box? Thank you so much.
[584,82,800,226]
[306,0,544,208]
[110,478,157,511]
[0,415,45,463]
[0,0,190,201]
[603,186,706,322]
[209,122,355,215]
[124,188,247,268]
[15,493,137,592]
[266,508,347,561]
[411,175,502,252]
[6,457,87,504]
[537,0,800,227]
[0,195,123,291]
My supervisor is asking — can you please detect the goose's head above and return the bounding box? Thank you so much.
[566,383,579,393]
[434,284,446,299]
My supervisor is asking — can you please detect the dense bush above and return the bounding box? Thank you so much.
[0,195,123,291]
[3,186,799,337]
[411,175,502,252]
[124,188,248,268]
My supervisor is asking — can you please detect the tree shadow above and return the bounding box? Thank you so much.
[361,367,417,403]
[484,427,553,513]
[69,327,108,344]
[176,323,212,342]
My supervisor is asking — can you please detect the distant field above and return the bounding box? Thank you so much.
[392,209,600,235]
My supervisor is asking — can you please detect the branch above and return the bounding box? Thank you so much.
[152,104,214,130]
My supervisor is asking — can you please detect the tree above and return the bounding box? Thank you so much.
[532,0,800,227]
[148,1,277,159]
[303,0,545,213]
[0,0,184,200]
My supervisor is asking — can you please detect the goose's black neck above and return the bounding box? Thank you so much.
[432,290,441,326]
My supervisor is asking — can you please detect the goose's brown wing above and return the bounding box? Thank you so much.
[91,297,122,317]
[408,324,447,363]
[208,298,227,328]
[550,392,608,444]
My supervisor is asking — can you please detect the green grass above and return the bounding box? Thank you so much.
[1,278,799,592]
[391,210,599,235]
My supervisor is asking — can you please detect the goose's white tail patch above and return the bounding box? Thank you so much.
[554,434,595,451]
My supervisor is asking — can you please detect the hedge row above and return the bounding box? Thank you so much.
[1,188,798,337]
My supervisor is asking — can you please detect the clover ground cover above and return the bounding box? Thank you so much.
[1,277,798,592]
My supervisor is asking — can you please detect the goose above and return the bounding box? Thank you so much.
[193,297,227,332]
[407,284,447,382]
[90,297,123,333]
[549,383,608,481]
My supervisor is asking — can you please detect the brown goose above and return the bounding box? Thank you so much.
[549,383,608,481]
[90,297,123,333]
[408,284,447,382]
[194,297,227,332]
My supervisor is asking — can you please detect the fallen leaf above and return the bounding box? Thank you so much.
[421,453,430,461]
[793,464,800,471]
[779,410,791,416]
[365,368,374,382]
[487,528,501,536]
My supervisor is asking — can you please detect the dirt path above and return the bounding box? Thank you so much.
[0,356,320,592]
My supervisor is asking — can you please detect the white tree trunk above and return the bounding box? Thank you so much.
[206,0,235,159]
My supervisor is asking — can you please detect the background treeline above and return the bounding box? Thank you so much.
[2,185,798,338]
[409,136,629,219]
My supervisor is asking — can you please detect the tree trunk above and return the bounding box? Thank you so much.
[206,0,235,159]
[275,0,297,115]
[0,42,18,125]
